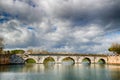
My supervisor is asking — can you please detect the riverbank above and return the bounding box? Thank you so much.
[0,54,25,65]
[0,54,11,64]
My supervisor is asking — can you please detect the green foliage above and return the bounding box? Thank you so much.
[83,58,89,61]
[26,58,36,63]
[108,43,120,54]
[43,57,55,64]
[62,57,74,61]
[98,59,105,64]
[82,58,91,63]
[10,50,25,54]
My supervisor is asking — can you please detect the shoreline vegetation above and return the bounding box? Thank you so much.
[0,49,119,65]
[1,43,120,65]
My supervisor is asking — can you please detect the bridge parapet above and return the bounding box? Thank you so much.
[22,53,110,64]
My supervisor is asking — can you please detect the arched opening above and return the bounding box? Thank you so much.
[43,57,55,65]
[25,58,36,63]
[62,57,75,65]
[98,59,106,64]
[82,58,91,64]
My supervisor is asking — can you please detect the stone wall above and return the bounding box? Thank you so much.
[1,53,120,65]
[0,54,11,64]
[108,55,120,64]
[10,54,25,64]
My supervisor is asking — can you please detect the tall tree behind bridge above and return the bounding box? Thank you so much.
[0,37,4,53]
[108,43,120,55]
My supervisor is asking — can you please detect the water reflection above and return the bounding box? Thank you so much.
[62,61,74,65]
[0,64,120,80]
[62,57,75,65]
[62,65,79,80]
[44,63,55,72]
[0,64,24,72]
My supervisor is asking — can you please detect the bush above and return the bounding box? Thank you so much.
[26,58,36,63]
[10,50,25,54]
[108,43,120,54]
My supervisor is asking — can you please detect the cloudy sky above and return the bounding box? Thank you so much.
[0,0,120,54]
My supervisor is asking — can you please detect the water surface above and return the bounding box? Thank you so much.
[0,64,120,80]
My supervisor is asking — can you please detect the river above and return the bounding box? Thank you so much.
[0,64,120,80]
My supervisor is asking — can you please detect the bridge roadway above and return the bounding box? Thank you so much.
[23,53,108,64]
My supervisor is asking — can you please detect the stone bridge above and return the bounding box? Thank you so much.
[23,53,108,64]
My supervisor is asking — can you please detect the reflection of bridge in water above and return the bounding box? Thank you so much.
[24,53,109,64]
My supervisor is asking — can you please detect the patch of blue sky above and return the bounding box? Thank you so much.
[20,23,34,30]
[20,23,36,31]
[27,26,35,31]
[0,12,15,23]
[105,31,120,38]
[0,17,10,23]
[1,12,11,17]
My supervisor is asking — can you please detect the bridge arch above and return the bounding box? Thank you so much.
[82,57,91,64]
[62,57,75,64]
[25,58,36,63]
[97,58,106,64]
[43,57,55,64]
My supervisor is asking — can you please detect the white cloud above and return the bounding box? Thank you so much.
[73,24,103,42]
[0,20,36,48]
[0,0,120,54]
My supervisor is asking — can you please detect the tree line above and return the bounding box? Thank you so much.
[1,36,120,55]
[108,43,120,55]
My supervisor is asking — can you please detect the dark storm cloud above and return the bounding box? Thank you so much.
[1,0,120,28]
[0,0,45,24]
[45,0,120,30]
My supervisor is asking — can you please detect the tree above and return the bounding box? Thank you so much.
[10,50,25,54]
[108,43,120,55]
[0,37,4,53]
